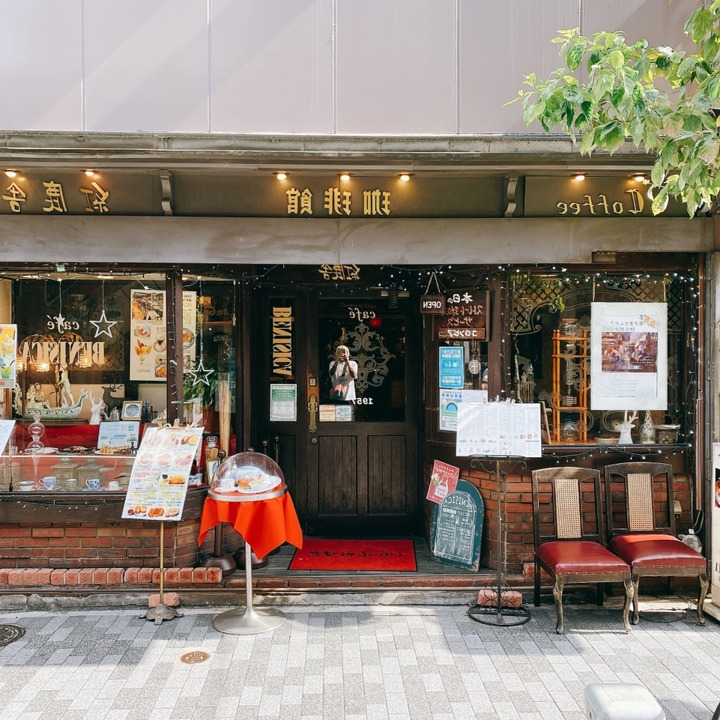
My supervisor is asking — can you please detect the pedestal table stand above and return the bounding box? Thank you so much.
[209,483,288,635]
[467,457,531,627]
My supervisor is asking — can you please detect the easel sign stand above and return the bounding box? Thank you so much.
[456,399,541,627]
[120,425,203,625]
[468,456,531,627]
[143,520,183,624]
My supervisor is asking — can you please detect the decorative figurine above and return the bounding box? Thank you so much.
[640,411,656,444]
[612,410,638,445]
[88,390,107,425]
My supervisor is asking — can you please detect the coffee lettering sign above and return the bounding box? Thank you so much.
[556,189,645,216]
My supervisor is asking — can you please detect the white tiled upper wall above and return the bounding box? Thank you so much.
[0,0,700,135]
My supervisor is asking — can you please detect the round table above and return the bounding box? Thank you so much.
[199,483,303,635]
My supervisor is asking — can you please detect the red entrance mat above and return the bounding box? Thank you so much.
[289,538,417,572]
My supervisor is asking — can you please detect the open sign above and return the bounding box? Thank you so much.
[420,295,446,314]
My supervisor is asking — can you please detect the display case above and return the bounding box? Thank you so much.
[1,451,134,493]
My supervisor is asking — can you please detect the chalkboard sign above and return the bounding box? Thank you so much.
[431,479,484,571]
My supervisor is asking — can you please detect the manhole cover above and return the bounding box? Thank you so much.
[180,651,210,664]
[0,625,25,647]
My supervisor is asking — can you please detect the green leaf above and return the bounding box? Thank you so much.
[608,49,625,70]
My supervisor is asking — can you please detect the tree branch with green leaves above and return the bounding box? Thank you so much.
[512,1,720,216]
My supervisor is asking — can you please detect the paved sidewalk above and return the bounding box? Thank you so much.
[0,599,718,720]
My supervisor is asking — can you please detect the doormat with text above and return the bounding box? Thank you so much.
[289,538,417,572]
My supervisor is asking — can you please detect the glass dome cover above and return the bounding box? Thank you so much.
[210,451,285,500]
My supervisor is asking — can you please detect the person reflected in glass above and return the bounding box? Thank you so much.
[329,345,357,402]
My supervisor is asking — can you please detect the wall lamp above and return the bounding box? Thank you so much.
[398,173,413,182]
[274,171,289,180]
[339,173,352,182]
[573,173,586,182]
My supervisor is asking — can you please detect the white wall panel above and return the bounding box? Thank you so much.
[336,0,457,134]
[460,0,576,134]
[0,1,83,131]
[582,0,698,50]
[210,0,334,133]
[84,0,208,132]
[0,0,705,136]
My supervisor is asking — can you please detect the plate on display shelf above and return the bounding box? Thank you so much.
[21,447,58,454]
[60,446,94,454]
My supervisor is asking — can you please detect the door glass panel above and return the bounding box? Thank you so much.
[318,298,406,422]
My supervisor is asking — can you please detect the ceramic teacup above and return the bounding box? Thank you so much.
[85,478,101,491]
[17,481,34,491]
[64,478,79,491]
[107,480,120,491]
[42,475,57,490]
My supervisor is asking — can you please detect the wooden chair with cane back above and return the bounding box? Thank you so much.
[604,461,709,625]
[532,467,633,634]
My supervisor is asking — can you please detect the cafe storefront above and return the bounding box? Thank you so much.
[0,133,715,596]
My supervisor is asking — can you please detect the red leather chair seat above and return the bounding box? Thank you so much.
[537,540,630,575]
[609,534,705,570]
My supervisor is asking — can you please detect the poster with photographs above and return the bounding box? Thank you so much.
[590,302,667,411]
[130,290,197,381]
[0,324,17,389]
[121,425,203,521]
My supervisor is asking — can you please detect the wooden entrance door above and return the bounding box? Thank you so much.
[257,288,419,536]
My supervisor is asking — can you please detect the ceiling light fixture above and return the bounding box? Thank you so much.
[632,173,647,182]
[84,169,97,177]
[339,173,351,182]
[573,173,586,182]
[398,173,413,182]
[4,170,17,178]
[274,171,288,180]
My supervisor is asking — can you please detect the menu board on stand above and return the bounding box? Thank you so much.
[122,426,202,521]
[123,425,204,624]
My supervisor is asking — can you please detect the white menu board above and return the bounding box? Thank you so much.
[122,426,203,521]
[456,401,542,458]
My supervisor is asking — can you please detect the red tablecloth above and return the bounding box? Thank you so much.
[198,493,303,559]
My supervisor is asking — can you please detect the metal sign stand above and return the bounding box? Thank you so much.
[142,521,183,624]
[467,457,531,627]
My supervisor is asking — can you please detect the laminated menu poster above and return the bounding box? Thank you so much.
[456,401,542,458]
[426,460,460,504]
[121,425,203,521]
[0,324,17,389]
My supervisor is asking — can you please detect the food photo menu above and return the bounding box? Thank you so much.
[121,426,203,521]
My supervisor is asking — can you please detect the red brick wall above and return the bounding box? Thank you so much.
[0,518,243,569]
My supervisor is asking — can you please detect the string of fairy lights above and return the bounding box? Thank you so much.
[2,263,703,450]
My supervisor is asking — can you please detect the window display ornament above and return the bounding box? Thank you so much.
[89,280,118,339]
[185,278,215,388]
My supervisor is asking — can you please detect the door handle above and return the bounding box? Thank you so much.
[311,437,318,444]
[307,393,318,433]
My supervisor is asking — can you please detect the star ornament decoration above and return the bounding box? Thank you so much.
[89,309,118,339]
[186,359,215,387]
